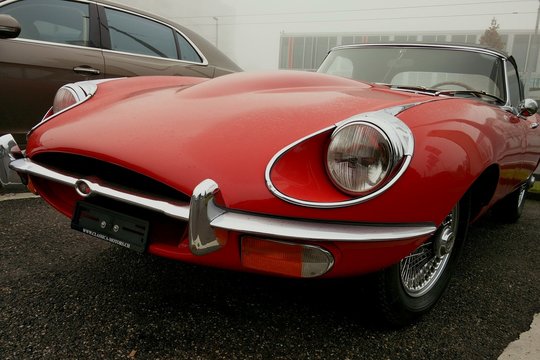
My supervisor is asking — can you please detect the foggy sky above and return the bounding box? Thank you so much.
[117,0,538,32]
[113,0,539,70]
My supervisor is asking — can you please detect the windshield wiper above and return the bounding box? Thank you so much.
[376,83,439,94]
[435,90,505,104]
[376,83,506,104]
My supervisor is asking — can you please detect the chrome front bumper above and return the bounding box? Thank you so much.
[2,134,437,255]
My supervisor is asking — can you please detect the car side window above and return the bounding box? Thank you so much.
[507,61,522,107]
[176,33,202,63]
[104,8,177,59]
[0,0,91,47]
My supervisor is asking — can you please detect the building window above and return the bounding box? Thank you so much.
[451,35,466,43]
[279,36,336,70]
[465,34,477,44]
[436,35,447,42]
[394,35,418,42]
[341,36,355,45]
[513,34,531,71]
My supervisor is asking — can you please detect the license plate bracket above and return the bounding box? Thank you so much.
[71,202,149,253]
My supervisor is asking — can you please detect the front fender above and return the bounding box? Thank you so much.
[399,98,519,216]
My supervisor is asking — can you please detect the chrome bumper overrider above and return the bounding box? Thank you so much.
[6,148,437,256]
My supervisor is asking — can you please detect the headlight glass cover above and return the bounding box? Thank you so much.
[265,108,414,208]
[52,87,79,114]
[326,122,394,195]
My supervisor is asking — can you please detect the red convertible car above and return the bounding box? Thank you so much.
[1,43,539,325]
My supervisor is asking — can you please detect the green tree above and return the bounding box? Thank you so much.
[480,18,504,50]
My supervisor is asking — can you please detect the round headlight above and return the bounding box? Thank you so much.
[52,87,79,114]
[326,122,393,195]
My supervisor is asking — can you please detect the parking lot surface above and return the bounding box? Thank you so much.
[1,196,539,359]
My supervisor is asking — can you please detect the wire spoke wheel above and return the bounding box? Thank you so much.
[400,206,459,297]
[492,180,530,223]
[376,195,470,326]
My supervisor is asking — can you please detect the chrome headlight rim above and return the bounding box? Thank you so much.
[29,78,121,135]
[265,108,415,209]
[326,120,399,196]
[29,82,97,135]
[51,84,91,115]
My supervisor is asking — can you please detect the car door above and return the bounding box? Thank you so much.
[97,4,215,79]
[504,59,540,182]
[0,0,104,141]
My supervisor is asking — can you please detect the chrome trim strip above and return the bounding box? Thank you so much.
[9,158,436,242]
[211,211,435,241]
[100,48,207,67]
[4,37,103,51]
[502,59,512,108]
[265,125,334,203]
[332,43,508,60]
[4,37,207,67]
[265,107,415,208]
[9,158,190,220]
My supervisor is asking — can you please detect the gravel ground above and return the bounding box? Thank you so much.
[0,197,539,359]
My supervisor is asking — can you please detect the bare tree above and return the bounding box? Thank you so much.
[480,18,504,50]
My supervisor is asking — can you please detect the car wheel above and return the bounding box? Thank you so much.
[376,197,470,326]
[492,183,527,223]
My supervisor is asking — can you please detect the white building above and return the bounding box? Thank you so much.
[115,0,540,89]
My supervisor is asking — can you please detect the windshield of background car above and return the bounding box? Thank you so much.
[318,47,506,102]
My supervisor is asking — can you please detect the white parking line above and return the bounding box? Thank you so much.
[499,313,540,359]
[0,192,39,201]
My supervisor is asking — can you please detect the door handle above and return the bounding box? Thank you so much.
[73,66,101,75]
[531,122,539,129]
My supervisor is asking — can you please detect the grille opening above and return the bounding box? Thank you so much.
[32,152,190,202]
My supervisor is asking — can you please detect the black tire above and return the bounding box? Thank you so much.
[376,196,470,327]
[492,183,527,223]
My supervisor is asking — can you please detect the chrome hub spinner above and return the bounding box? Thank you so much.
[434,226,455,259]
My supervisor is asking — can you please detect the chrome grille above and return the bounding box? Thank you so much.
[32,152,189,203]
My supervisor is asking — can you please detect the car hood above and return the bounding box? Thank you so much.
[28,71,433,211]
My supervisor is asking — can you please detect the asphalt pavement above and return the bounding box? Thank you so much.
[1,195,539,359]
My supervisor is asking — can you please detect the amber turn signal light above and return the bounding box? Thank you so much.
[241,237,334,278]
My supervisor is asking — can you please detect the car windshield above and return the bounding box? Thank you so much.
[318,46,506,102]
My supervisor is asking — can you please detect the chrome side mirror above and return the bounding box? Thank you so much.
[0,14,21,39]
[518,98,538,117]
